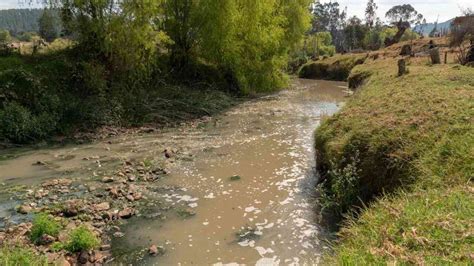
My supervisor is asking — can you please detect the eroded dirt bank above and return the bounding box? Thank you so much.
[0,79,347,265]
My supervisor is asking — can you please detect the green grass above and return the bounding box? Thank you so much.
[65,226,100,252]
[315,57,474,263]
[298,54,367,81]
[30,213,62,244]
[0,246,48,265]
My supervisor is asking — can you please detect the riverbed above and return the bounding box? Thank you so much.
[0,79,347,265]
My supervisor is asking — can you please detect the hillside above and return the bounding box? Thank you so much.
[413,19,453,36]
[0,9,43,34]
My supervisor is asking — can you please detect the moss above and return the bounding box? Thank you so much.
[316,57,474,263]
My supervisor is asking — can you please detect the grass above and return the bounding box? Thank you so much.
[315,56,474,263]
[30,213,62,244]
[65,226,100,252]
[298,54,367,81]
[0,246,48,265]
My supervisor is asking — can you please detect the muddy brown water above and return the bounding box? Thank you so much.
[0,79,347,265]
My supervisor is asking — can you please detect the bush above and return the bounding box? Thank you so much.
[30,213,61,244]
[66,226,99,252]
[299,54,367,81]
[0,247,48,265]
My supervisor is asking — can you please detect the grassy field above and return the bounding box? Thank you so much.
[315,54,474,263]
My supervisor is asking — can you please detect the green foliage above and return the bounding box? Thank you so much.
[0,247,48,266]
[196,0,312,92]
[66,226,100,252]
[0,29,11,43]
[299,54,366,81]
[0,68,60,143]
[38,9,59,42]
[50,242,65,252]
[344,16,368,50]
[30,213,62,244]
[17,32,37,42]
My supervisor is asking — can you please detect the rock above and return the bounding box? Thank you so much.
[230,175,241,181]
[133,193,143,201]
[34,189,48,199]
[78,250,90,264]
[90,250,107,263]
[38,234,55,245]
[119,208,134,219]
[100,244,111,251]
[149,245,165,256]
[94,202,110,212]
[164,149,172,159]
[102,211,116,221]
[113,231,125,238]
[102,176,114,183]
[63,200,82,217]
[127,175,136,182]
[42,179,72,188]
[399,44,412,56]
[126,195,135,202]
[109,187,120,198]
[17,204,32,214]
[177,208,196,218]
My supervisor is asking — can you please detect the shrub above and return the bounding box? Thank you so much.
[299,54,367,81]
[30,213,62,244]
[0,247,48,265]
[65,226,99,252]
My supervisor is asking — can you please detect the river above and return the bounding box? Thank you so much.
[0,79,347,265]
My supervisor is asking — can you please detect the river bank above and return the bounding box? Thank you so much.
[314,52,474,263]
[1,79,348,264]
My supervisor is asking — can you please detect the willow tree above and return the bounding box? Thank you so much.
[196,0,311,92]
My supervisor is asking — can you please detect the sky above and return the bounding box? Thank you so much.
[320,0,474,23]
[0,0,473,23]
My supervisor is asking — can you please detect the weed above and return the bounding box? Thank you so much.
[30,213,61,244]
[65,226,100,252]
[0,246,48,265]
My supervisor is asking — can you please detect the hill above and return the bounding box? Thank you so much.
[413,19,453,36]
[0,9,43,35]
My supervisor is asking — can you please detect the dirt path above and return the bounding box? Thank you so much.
[0,79,347,265]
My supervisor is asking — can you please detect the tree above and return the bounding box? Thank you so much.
[365,0,377,28]
[0,29,11,44]
[39,9,58,42]
[385,4,423,46]
[344,16,368,50]
[311,2,347,52]
[450,15,474,64]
